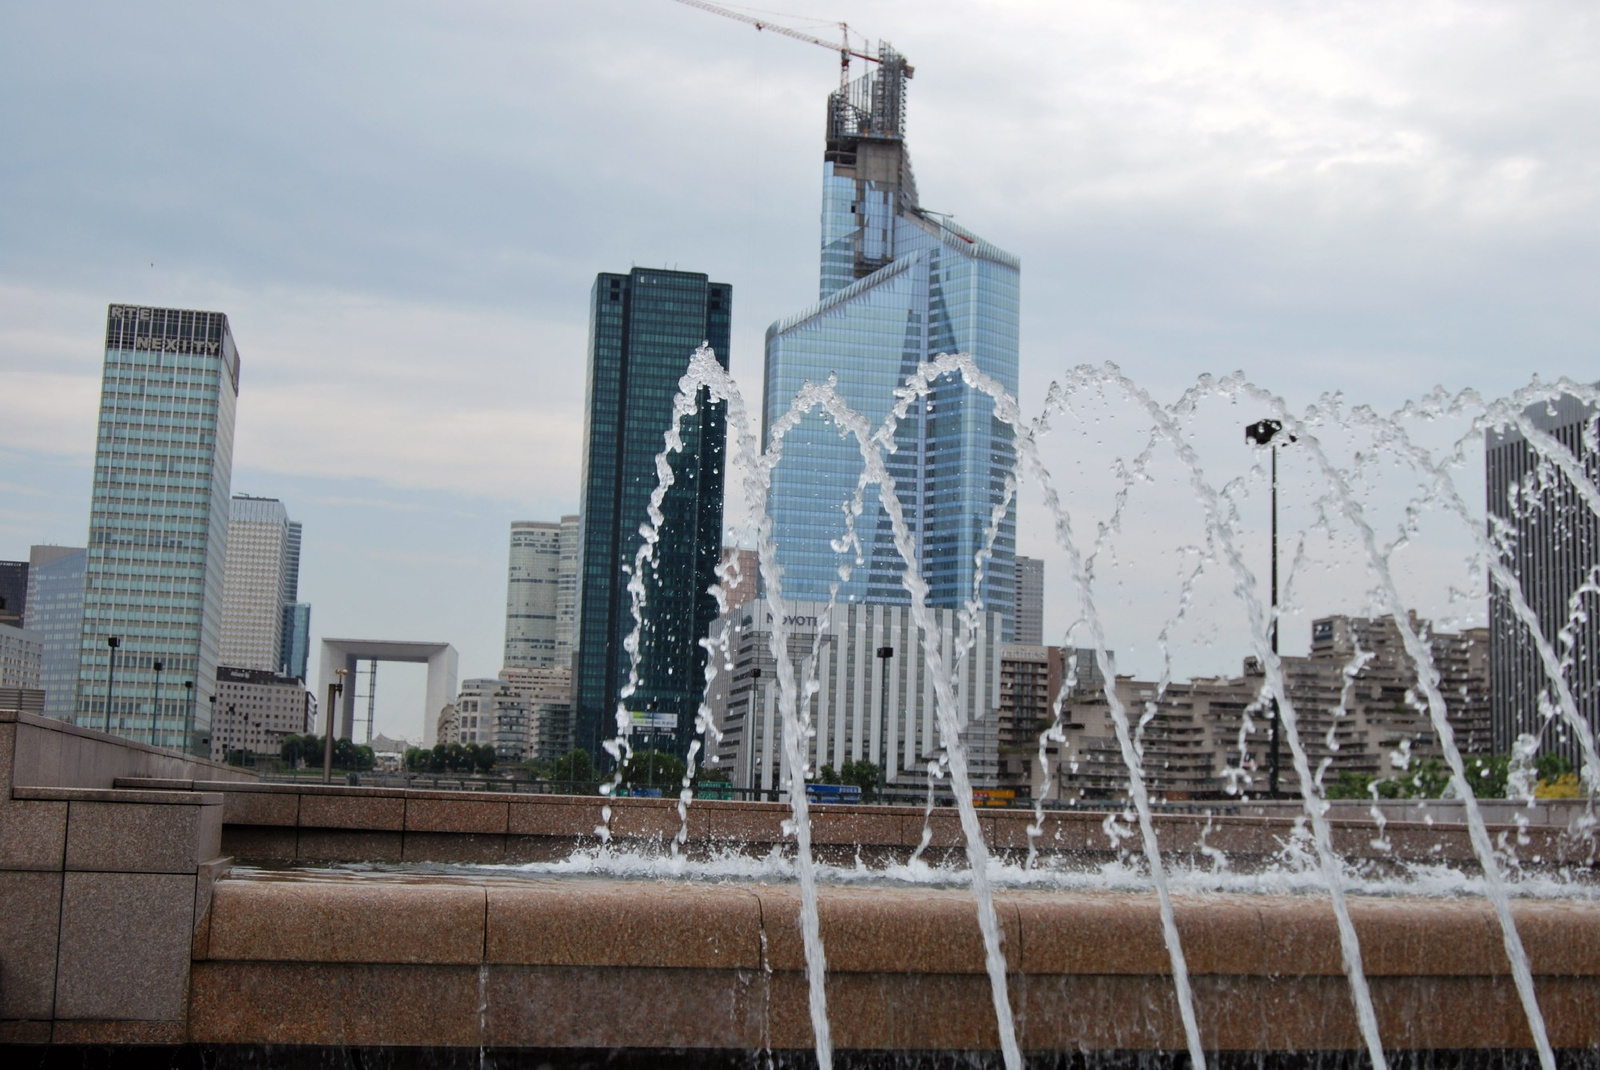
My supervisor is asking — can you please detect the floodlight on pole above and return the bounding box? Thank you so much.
[1244,418,1295,798]
[103,636,121,734]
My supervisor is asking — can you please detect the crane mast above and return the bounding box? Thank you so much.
[670,0,880,91]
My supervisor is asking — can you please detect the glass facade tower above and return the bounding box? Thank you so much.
[764,46,1021,632]
[76,304,239,753]
[25,545,86,719]
[1487,390,1600,766]
[574,269,730,761]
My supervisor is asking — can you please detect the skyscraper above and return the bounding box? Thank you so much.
[25,545,86,719]
[220,495,292,672]
[504,520,563,670]
[1013,556,1045,646]
[763,45,1021,631]
[555,513,580,667]
[77,304,240,751]
[279,519,311,679]
[1487,391,1600,764]
[574,268,730,760]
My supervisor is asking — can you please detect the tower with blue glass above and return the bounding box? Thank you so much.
[574,269,731,762]
[764,45,1021,631]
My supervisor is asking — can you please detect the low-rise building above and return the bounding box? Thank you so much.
[212,666,316,762]
[0,624,44,691]
[708,598,1005,796]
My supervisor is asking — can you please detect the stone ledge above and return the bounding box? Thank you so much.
[16,786,223,805]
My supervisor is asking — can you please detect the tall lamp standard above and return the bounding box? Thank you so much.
[1244,418,1294,798]
[182,681,195,754]
[323,668,348,784]
[150,659,164,747]
[103,636,121,734]
[875,645,895,801]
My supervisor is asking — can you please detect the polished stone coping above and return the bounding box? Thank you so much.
[107,775,1590,869]
[182,871,1600,1052]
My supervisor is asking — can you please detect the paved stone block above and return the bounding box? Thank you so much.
[405,795,509,834]
[1511,896,1600,976]
[487,879,762,969]
[808,807,905,847]
[758,883,1019,975]
[775,970,1010,1051]
[295,829,403,862]
[1013,892,1174,976]
[55,871,195,1020]
[606,799,682,841]
[1347,895,1501,976]
[0,1020,51,1043]
[298,793,403,830]
[207,877,485,964]
[484,964,764,1049]
[64,799,214,873]
[697,801,789,844]
[0,870,63,1020]
[0,797,67,870]
[507,797,604,837]
[220,788,298,826]
[50,1019,188,1044]
[189,961,481,1046]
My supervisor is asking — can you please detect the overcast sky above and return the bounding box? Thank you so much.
[3,1,1598,741]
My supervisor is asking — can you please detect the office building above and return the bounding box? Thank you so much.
[504,520,564,670]
[574,269,731,760]
[555,513,580,667]
[445,677,529,762]
[1487,391,1600,765]
[0,624,43,690]
[0,560,27,626]
[280,519,310,679]
[211,665,315,763]
[708,598,1004,795]
[219,495,294,673]
[77,304,240,752]
[1013,556,1044,646]
[24,546,86,719]
[501,666,574,763]
[763,46,1021,631]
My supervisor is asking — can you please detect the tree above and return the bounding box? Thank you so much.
[839,759,880,802]
[549,748,598,793]
[620,749,687,792]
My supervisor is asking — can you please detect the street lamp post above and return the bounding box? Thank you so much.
[103,636,121,734]
[183,681,194,753]
[323,669,348,784]
[150,659,164,747]
[1245,418,1293,798]
[876,645,894,801]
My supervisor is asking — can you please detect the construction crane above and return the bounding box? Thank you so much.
[670,0,902,91]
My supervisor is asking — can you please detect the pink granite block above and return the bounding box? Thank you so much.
[188,962,481,1046]
[206,877,485,964]
[487,879,762,970]
[55,871,195,1020]
[297,792,404,830]
[404,795,510,834]
[0,871,63,1020]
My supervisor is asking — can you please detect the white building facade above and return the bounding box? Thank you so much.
[0,624,44,691]
[504,520,580,671]
[219,495,293,673]
[710,598,1003,795]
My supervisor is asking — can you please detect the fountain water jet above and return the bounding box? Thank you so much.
[603,346,1599,1069]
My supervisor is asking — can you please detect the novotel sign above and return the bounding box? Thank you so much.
[764,612,819,629]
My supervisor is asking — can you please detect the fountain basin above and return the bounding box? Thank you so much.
[185,868,1600,1054]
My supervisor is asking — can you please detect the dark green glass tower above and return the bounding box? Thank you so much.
[575,269,730,762]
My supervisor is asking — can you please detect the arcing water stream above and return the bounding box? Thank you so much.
[597,347,1598,1070]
